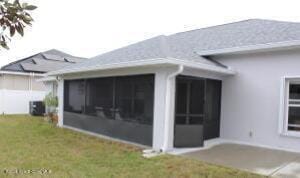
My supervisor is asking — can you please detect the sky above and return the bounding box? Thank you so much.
[0,0,300,67]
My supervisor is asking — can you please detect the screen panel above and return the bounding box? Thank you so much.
[115,75,154,124]
[63,74,154,146]
[85,78,114,119]
[64,80,85,114]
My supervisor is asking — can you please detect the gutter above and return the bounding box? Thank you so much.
[37,76,57,82]
[0,70,45,77]
[47,58,168,76]
[162,65,184,152]
[47,58,235,76]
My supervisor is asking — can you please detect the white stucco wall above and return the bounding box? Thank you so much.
[217,48,300,152]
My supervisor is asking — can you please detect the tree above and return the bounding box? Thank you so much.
[0,0,37,49]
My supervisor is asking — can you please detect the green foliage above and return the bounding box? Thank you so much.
[43,92,58,108]
[0,0,37,49]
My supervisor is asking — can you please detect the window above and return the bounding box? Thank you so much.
[282,78,300,135]
[287,82,300,132]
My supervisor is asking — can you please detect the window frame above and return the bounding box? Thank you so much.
[280,76,300,137]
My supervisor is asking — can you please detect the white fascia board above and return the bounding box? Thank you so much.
[47,58,169,76]
[196,40,300,56]
[165,57,235,75]
[0,70,45,77]
[47,58,235,76]
[36,76,56,82]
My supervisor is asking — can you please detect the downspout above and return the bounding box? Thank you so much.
[32,72,35,91]
[27,72,32,115]
[55,76,60,96]
[29,72,34,102]
[56,75,63,127]
[29,72,33,91]
[162,65,184,152]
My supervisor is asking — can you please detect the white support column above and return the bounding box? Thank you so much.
[152,66,182,152]
[57,79,64,127]
[152,71,168,151]
[162,65,183,152]
[164,76,176,150]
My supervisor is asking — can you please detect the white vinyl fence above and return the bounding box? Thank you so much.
[0,89,46,114]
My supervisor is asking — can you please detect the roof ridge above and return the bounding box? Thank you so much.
[252,18,300,24]
[168,18,300,37]
[90,35,167,59]
[168,19,255,36]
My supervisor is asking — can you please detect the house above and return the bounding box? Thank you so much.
[46,19,300,152]
[0,49,86,114]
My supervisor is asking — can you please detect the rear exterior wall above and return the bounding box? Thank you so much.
[217,48,300,152]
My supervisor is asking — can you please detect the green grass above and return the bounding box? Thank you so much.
[0,115,265,178]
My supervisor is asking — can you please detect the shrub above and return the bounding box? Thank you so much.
[43,92,58,114]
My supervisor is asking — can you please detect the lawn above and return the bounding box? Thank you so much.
[0,115,265,178]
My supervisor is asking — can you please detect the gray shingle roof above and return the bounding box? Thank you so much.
[1,49,86,73]
[176,19,300,53]
[53,35,220,73]
[51,19,300,74]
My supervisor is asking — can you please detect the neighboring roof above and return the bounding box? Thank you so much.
[49,19,300,75]
[1,49,86,73]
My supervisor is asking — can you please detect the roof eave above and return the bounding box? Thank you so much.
[196,40,300,56]
[37,76,56,82]
[165,57,235,75]
[47,58,235,76]
[0,70,45,76]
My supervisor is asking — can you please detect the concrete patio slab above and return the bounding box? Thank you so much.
[273,161,300,178]
[182,143,300,177]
